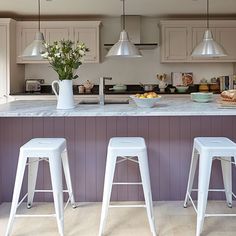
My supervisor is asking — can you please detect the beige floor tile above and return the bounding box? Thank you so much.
[0,201,236,236]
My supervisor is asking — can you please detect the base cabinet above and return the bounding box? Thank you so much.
[16,21,101,64]
[160,20,236,63]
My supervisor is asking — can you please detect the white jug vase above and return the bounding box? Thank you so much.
[52,80,75,109]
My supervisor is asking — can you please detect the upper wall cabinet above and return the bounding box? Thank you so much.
[162,26,190,61]
[160,20,236,63]
[16,21,101,64]
[0,19,24,102]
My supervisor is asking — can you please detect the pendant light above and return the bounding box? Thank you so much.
[21,0,46,58]
[106,0,142,58]
[191,0,227,57]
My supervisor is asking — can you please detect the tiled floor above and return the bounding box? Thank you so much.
[0,201,236,236]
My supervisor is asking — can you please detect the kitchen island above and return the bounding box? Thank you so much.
[0,96,236,204]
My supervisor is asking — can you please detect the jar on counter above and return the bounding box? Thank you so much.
[78,85,85,93]
[199,83,209,92]
[209,83,220,93]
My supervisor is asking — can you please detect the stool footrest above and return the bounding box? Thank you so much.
[109,204,146,208]
[205,213,236,217]
[34,190,69,193]
[187,192,236,217]
[192,189,226,192]
[112,182,142,185]
[15,214,56,218]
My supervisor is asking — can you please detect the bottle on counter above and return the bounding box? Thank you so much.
[233,75,236,89]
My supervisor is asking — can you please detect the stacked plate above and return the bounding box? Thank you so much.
[191,92,213,103]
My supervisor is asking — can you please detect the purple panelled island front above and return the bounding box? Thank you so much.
[0,116,236,203]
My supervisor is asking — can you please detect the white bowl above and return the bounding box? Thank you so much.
[130,95,162,108]
[176,86,189,93]
[191,92,213,103]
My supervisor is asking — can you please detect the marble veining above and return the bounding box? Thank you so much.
[0,96,236,117]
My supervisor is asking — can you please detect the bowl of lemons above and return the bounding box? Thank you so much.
[130,92,161,108]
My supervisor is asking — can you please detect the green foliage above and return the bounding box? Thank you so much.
[42,40,89,81]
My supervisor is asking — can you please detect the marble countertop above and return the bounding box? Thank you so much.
[0,96,236,117]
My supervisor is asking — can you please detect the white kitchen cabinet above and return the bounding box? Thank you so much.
[162,26,189,61]
[16,21,101,64]
[74,27,99,63]
[160,20,236,63]
[0,23,8,101]
[17,22,70,63]
[0,19,24,102]
[215,27,236,61]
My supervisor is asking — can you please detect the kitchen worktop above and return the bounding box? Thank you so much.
[0,95,235,117]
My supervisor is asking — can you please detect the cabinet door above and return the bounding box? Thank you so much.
[0,24,8,98]
[74,27,99,63]
[162,27,189,62]
[17,28,46,63]
[45,28,70,44]
[17,27,70,63]
[191,27,217,61]
[215,27,236,61]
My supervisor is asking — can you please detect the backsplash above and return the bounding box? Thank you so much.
[25,48,234,86]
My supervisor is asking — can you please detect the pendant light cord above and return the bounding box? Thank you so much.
[207,0,209,29]
[122,0,125,30]
[38,0,41,32]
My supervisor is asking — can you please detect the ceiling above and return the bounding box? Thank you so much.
[0,0,236,18]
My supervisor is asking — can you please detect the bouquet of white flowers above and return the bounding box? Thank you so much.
[42,40,89,81]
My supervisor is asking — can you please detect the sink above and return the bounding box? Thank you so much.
[79,99,129,105]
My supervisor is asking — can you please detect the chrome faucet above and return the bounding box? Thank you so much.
[99,77,112,105]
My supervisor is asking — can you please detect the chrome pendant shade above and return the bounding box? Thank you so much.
[106,30,142,58]
[21,0,46,58]
[106,0,142,58]
[191,30,227,57]
[191,0,227,57]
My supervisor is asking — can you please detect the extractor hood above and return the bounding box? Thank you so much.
[104,16,158,50]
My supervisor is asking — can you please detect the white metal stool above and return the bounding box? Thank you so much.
[184,137,236,236]
[5,138,76,236]
[99,137,157,236]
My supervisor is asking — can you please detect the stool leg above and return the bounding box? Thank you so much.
[221,157,232,208]
[61,149,76,208]
[27,157,39,209]
[196,153,212,236]
[99,152,117,236]
[184,147,199,208]
[49,155,64,236]
[5,153,27,236]
[138,152,157,236]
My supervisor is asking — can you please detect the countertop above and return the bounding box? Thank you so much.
[0,95,236,117]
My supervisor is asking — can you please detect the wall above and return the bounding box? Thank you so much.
[25,17,234,85]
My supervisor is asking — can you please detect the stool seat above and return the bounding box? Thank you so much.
[194,137,236,155]
[108,137,147,157]
[184,137,236,236]
[99,137,157,236]
[20,138,66,157]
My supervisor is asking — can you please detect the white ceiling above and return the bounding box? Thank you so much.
[0,0,235,17]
